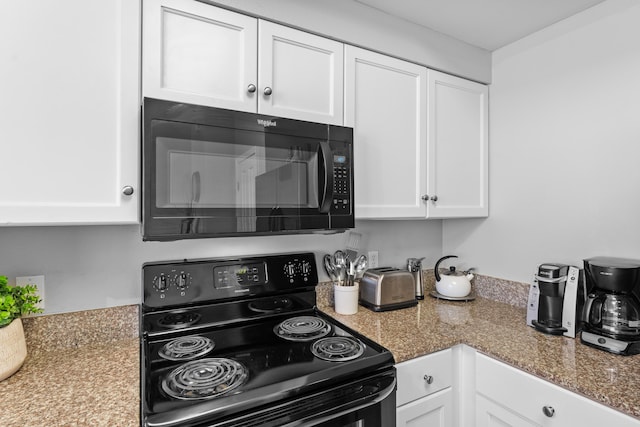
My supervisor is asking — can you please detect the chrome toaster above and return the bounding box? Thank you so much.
[359,267,418,311]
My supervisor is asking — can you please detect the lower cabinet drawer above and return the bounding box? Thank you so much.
[396,348,453,406]
[476,353,640,426]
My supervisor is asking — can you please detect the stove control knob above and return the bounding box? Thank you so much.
[153,274,167,292]
[285,262,296,277]
[175,272,190,290]
[301,261,312,276]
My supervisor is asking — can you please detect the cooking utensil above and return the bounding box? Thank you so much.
[434,255,474,298]
[354,255,368,277]
[323,254,337,282]
[345,231,362,262]
[333,250,347,282]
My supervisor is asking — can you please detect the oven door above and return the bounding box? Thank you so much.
[142,98,353,241]
[190,368,396,427]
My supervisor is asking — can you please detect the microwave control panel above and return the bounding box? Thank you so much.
[332,154,351,214]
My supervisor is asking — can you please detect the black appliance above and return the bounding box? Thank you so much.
[142,98,354,241]
[140,252,396,427]
[581,257,640,355]
[532,263,570,335]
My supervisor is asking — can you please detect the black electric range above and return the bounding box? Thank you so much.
[140,252,396,427]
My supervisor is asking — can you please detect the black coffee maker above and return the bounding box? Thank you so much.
[581,257,640,355]
[532,264,570,335]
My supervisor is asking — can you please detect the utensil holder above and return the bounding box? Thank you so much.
[334,282,359,315]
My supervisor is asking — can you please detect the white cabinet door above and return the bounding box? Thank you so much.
[476,394,538,427]
[0,0,139,225]
[143,0,258,112]
[258,21,343,125]
[426,70,488,218]
[397,389,454,427]
[476,353,640,427]
[345,46,428,219]
[144,1,343,125]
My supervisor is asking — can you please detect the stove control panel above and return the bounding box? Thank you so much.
[142,252,318,309]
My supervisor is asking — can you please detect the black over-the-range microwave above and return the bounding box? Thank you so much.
[141,98,354,241]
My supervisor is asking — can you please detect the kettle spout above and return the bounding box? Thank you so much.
[464,267,475,281]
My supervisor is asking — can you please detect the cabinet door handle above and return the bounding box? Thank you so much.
[247,84,257,93]
[122,186,134,196]
[421,195,438,202]
[423,375,434,384]
[542,406,555,417]
[263,86,273,96]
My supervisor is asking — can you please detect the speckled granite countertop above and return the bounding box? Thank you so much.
[1,276,639,425]
[0,306,139,427]
[317,281,640,420]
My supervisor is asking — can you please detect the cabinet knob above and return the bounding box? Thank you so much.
[263,87,273,96]
[542,406,555,418]
[421,195,438,202]
[122,186,134,196]
[247,84,256,93]
[423,374,434,384]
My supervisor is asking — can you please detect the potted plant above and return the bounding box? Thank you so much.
[0,275,42,381]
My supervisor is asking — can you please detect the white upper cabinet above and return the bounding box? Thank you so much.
[426,70,488,218]
[345,46,428,218]
[258,21,343,125]
[0,0,140,225]
[143,0,257,112]
[143,0,344,125]
[346,47,488,220]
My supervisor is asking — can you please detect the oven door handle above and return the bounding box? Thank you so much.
[318,140,334,214]
[287,375,397,427]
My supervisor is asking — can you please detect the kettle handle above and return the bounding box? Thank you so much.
[435,255,458,282]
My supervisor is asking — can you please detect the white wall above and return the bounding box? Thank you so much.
[443,0,640,283]
[0,220,441,314]
[207,0,491,83]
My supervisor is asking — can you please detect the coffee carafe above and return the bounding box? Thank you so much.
[581,257,640,355]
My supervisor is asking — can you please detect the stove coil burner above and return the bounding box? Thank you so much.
[157,311,201,329]
[162,358,248,400]
[159,336,215,361]
[248,297,293,314]
[274,316,332,342]
[311,336,365,362]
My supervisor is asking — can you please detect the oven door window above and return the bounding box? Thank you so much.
[149,120,323,233]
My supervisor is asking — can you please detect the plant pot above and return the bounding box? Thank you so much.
[0,318,27,381]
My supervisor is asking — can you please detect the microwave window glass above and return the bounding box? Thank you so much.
[155,136,319,210]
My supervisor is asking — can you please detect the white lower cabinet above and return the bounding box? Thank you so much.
[396,348,455,427]
[475,352,640,427]
[398,388,454,427]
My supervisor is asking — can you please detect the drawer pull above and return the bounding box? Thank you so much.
[542,406,555,417]
[423,375,434,384]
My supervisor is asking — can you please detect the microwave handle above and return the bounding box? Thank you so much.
[318,140,334,213]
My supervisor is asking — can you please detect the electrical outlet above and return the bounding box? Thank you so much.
[16,275,45,312]
[367,251,379,269]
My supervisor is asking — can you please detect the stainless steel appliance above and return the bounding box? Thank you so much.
[142,98,354,241]
[140,252,396,426]
[359,267,417,312]
[528,263,584,337]
[581,257,640,355]
[407,257,425,300]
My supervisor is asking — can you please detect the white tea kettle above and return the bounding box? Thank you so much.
[434,255,474,298]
